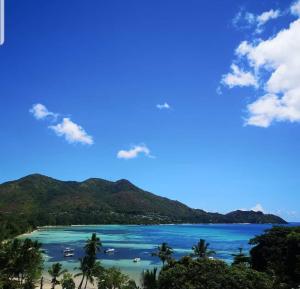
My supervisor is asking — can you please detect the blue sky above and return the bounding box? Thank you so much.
[0,0,300,221]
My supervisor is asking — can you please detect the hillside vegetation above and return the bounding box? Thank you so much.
[0,174,286,239]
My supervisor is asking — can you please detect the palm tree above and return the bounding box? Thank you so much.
[232,248,250,266]
[61,273,75,289]
[191,239,215,259]
[141,268,158,289]
[39,276,44,289]
[83,261,103,289]
[77,233,102,289]
[48,263,67,289]
[152,242,173,266]
[84,233,101,260]
[75,257,89,289]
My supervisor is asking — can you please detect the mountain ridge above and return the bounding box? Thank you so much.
[0,174,287,234]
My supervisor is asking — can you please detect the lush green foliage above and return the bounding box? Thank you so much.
[191,239,215,259]
[232,248,250,266]
[0,174,286,240]
[152,243,173,266]
[250,226,300,288]
[141,268,158,289]
[0,238,43,289]
[158,257,274,289]
[97,267,138,289]
[76,233,103,289]
[48,263,67,289]
[61,273,76,289]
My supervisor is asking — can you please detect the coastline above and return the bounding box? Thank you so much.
[18,223,299,289]
[17,222,290,239]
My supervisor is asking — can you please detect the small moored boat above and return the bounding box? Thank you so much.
[104,248,115,254]
[133,257,141,262]
[63,248,75,257]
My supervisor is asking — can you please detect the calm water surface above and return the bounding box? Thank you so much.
[22,224,297,281]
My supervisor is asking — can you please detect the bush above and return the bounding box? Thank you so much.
[250,226,300,288]
[158,257,274,289]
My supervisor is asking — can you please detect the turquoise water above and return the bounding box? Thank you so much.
[21,224,296,281]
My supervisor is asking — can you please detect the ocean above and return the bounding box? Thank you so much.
[22,223,299,282]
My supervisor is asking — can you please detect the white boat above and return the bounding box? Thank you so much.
[63,248,74,257]
[133,257,141,262]
[104,248,115,254]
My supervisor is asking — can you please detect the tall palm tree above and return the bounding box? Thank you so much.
[152,242,173,266]
[48,263,67,289]
[77,233,102,289]
[75,257,89,289]
[191,239,215,259]
[83,261,103,289]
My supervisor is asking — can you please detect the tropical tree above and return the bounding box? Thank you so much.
[97,267,136,289]
[84,233,102,260]
[0,238,43,288]
[152,243,173,266]
[61,272,75,289]
[158,256,274,289]
[75,257,89,289]
[77,233,102,289]
[250,226,300,288]
[191,239,215,259]
[232,248,250,266]
[83,260,103,289]
[141,268,158,289]
[48,262,67,289]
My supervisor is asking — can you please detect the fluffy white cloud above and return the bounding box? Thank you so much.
[251,203,265,213]
[223,4,300,128]
[222,64,257,88]
[49,118,94,145]
[156,102,171,110]
[117,145,151,159]
[291,0,300,16]
[242,19,300,127]
[30,103,57,120]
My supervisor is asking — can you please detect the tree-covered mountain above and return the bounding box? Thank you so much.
[0,174,286,238]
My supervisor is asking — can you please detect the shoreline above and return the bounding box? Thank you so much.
[16,222,289,239]
[36,222,286,229]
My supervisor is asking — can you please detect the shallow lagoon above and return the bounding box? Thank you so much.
[22,224,280,281]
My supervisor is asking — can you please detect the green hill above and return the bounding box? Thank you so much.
[0,174,286,239]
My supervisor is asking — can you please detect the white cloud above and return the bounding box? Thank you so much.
[251,203,265,213]
[222,64,257,88]
[223,4,300,128]
[291,0,300,17]
[30,103,57,120]
[257,9,280,27]
[117,145,152,159]
[49,118,94,145]
[233,8,280,34]
[156,102,171,110]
